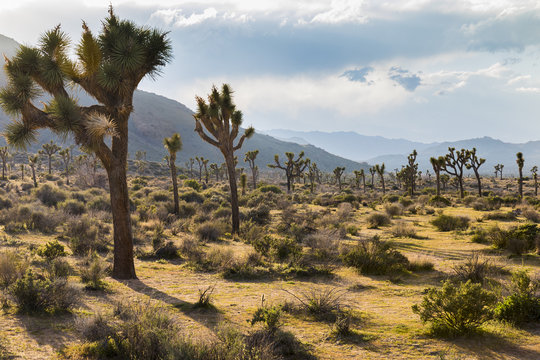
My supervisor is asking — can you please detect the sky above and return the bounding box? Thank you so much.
[0,0,540,143]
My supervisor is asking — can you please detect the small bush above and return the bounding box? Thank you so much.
[0,251,27,288]
[384,204,403,218]
[87,196,111,212]
[428,195,451,207]
[179,190,204,203]
[494,270,540,325]
[431,214,469,232]
[60,199,86,215]
[37,240,66,261]
[390,221,418,238]
[80,254,108,290]
[366,213,391,228]
[523,208,540,223]
[250,301,282,333]
[245,205,271,225]
[341,237,409,275]
[0,197,12,210]
[412,280,497,336]
[452,253,491,284]
[64,216,109,255]
[183,179,201,191]
[196,221,225,242]
[285,287,345,321]
[484,211,516,221]
[35,184,67,207]
[258,185,282,194]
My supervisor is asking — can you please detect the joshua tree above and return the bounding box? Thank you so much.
[399,150,419,196]
[195,156,204,182]
[440,174,450,191]
[20,163,24,180]
[369,167,376,189]
[531,166,538,196]
[375,163,386,194]
[441,148,469,198]
[202,158,209,184]
[28,154,39,187]
[517,152,524,199]
[39,140,61,175]
[193,84,254,234]
[240,172,247,196]
[59,148,73,185]
[307,161,318,193]
[188,158,195,178]
[0,147,9,180]
[269,151,309,193]
[430,156,444,196]
[353,169,366,193]
[465,148,485,197]
[494,164,501,179]
[0,8,171,279]
[333,166,345,191]
[244,149,259,190]
[209,163,219,182]
[163,133,182,214]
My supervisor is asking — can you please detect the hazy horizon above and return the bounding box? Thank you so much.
[1,1,540,143]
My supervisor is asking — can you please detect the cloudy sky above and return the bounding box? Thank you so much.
[0,0,540,142]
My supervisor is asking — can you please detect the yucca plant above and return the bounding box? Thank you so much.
[0,6,172,279]
[268,151,309,193]
[193,84,254,233]
[163,133,182,214]
[39,140,61,174]
[28,154,39,188]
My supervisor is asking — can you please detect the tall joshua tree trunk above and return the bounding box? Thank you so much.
[225,152,240,232]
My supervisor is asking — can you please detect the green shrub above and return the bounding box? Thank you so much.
[60,200,86,215]
[428,195,451,207]
[258,184,282,194]
[250,302,282,333]
[245,205,271,225]
[64,216,109,255]
[87,196,111,212]
[151,190,169,202]
[451,253,491,283]
[10,269,78,313]
[399,196,414,208]
[484,211,516,221]
[183,179,201,191]
[412,280,497,336]
[0,197,12,210]
[179,190,204,204]
[35,184,67,207]
[366,212,391,228]
[340,237,409,275]
[494,270,540,325]
[37,240,66,261]
[196,221,225,242]
[384,204,403,218]
[80,254,108,290]
[390,221,418,238]
[0,251,27,289]
[431,214,469,232]
[523,208,540,223]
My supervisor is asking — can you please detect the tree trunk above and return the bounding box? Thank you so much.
[286,175,292,193]
[535,176,538,196]
[225,153,240,234]
[1,161,4,180]
[475,171,482,197]
[48,156,52,175]
[170,153,179,214]
[435,172,440,196]
[458,177,464,198]
[251,167,257,190]
[518,170,523,198]
[31,166,37,188]
[381,176,385,194]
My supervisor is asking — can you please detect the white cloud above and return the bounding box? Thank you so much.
[310,0,367,24]
[150,7,218,27]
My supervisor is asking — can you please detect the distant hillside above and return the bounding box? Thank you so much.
[263,129,434,161]
[0,36,368,173]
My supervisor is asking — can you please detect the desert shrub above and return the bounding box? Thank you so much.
[28,209,62,234]
[494,270,540,325]
[285,287,345,322]
[37,240,66,261]
[87,196,111,212]
[196,221,225,242]
[245,205,271,225]
[367,212,391,228]
[239,220,265,244]
[258,185,282,194]
[0,251,27,288]
[0,197,12,210]
[452,253,491,284]
[303,229,340,260]
[35,184,67,207]
[213,206,231,219]
[523,208,540,223]
[80,254,108,290]
[64,216,109,255]
[203,247,235,272]
[47,258,71,279]
[484,211,517,221]
[270,236,302,262]
[179,236,204,264]
[60,199,86,215]
[428,195,451,207]
[340,237,409,275]
[399,196,414,208]
[384,194,400,203]
[431,214,469,232]
[333,193,357,204]
[407,258,435,272]
[490,224,539,255]
[384,203,403,218]
[183,179,201,191]
[151,190,169,202]
[471,228,489,244]
[177,201,196,218]
[390,221,418,238]
[10,269,78,313]
[250,302,282,333]
[179,190,204,204]
[412,280,497,336]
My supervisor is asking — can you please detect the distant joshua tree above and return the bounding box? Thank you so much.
[517,152,524,199]
[209,163,219,182]
[333,166,345,191]
[193,84,254,234]
[59,147,73,185]
[375,163,386,194]
[39,140,61,175]
[531,166,538,196]
[244,150,259,190]
[0,147,9,180]
[465,148,485,197]
[269,151,309,193]
[442,147,469,198]
[307,161,319,193]
[163,133,182,214]
[369,167,376,189]
[240,173,247,196]
[430,156,444,196]
[28,154,39,187]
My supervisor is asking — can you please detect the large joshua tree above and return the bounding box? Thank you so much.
[39,140,61,174]
[269,151,308,193]
[164,133,182,214]
[0,8,172,279]
[517,152,524,199]
[193,84,254,234]
[442,147,470,199]
[465,148,485,197]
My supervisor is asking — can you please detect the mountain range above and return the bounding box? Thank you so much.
[264,129,540,175]
[0,34,368,173]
